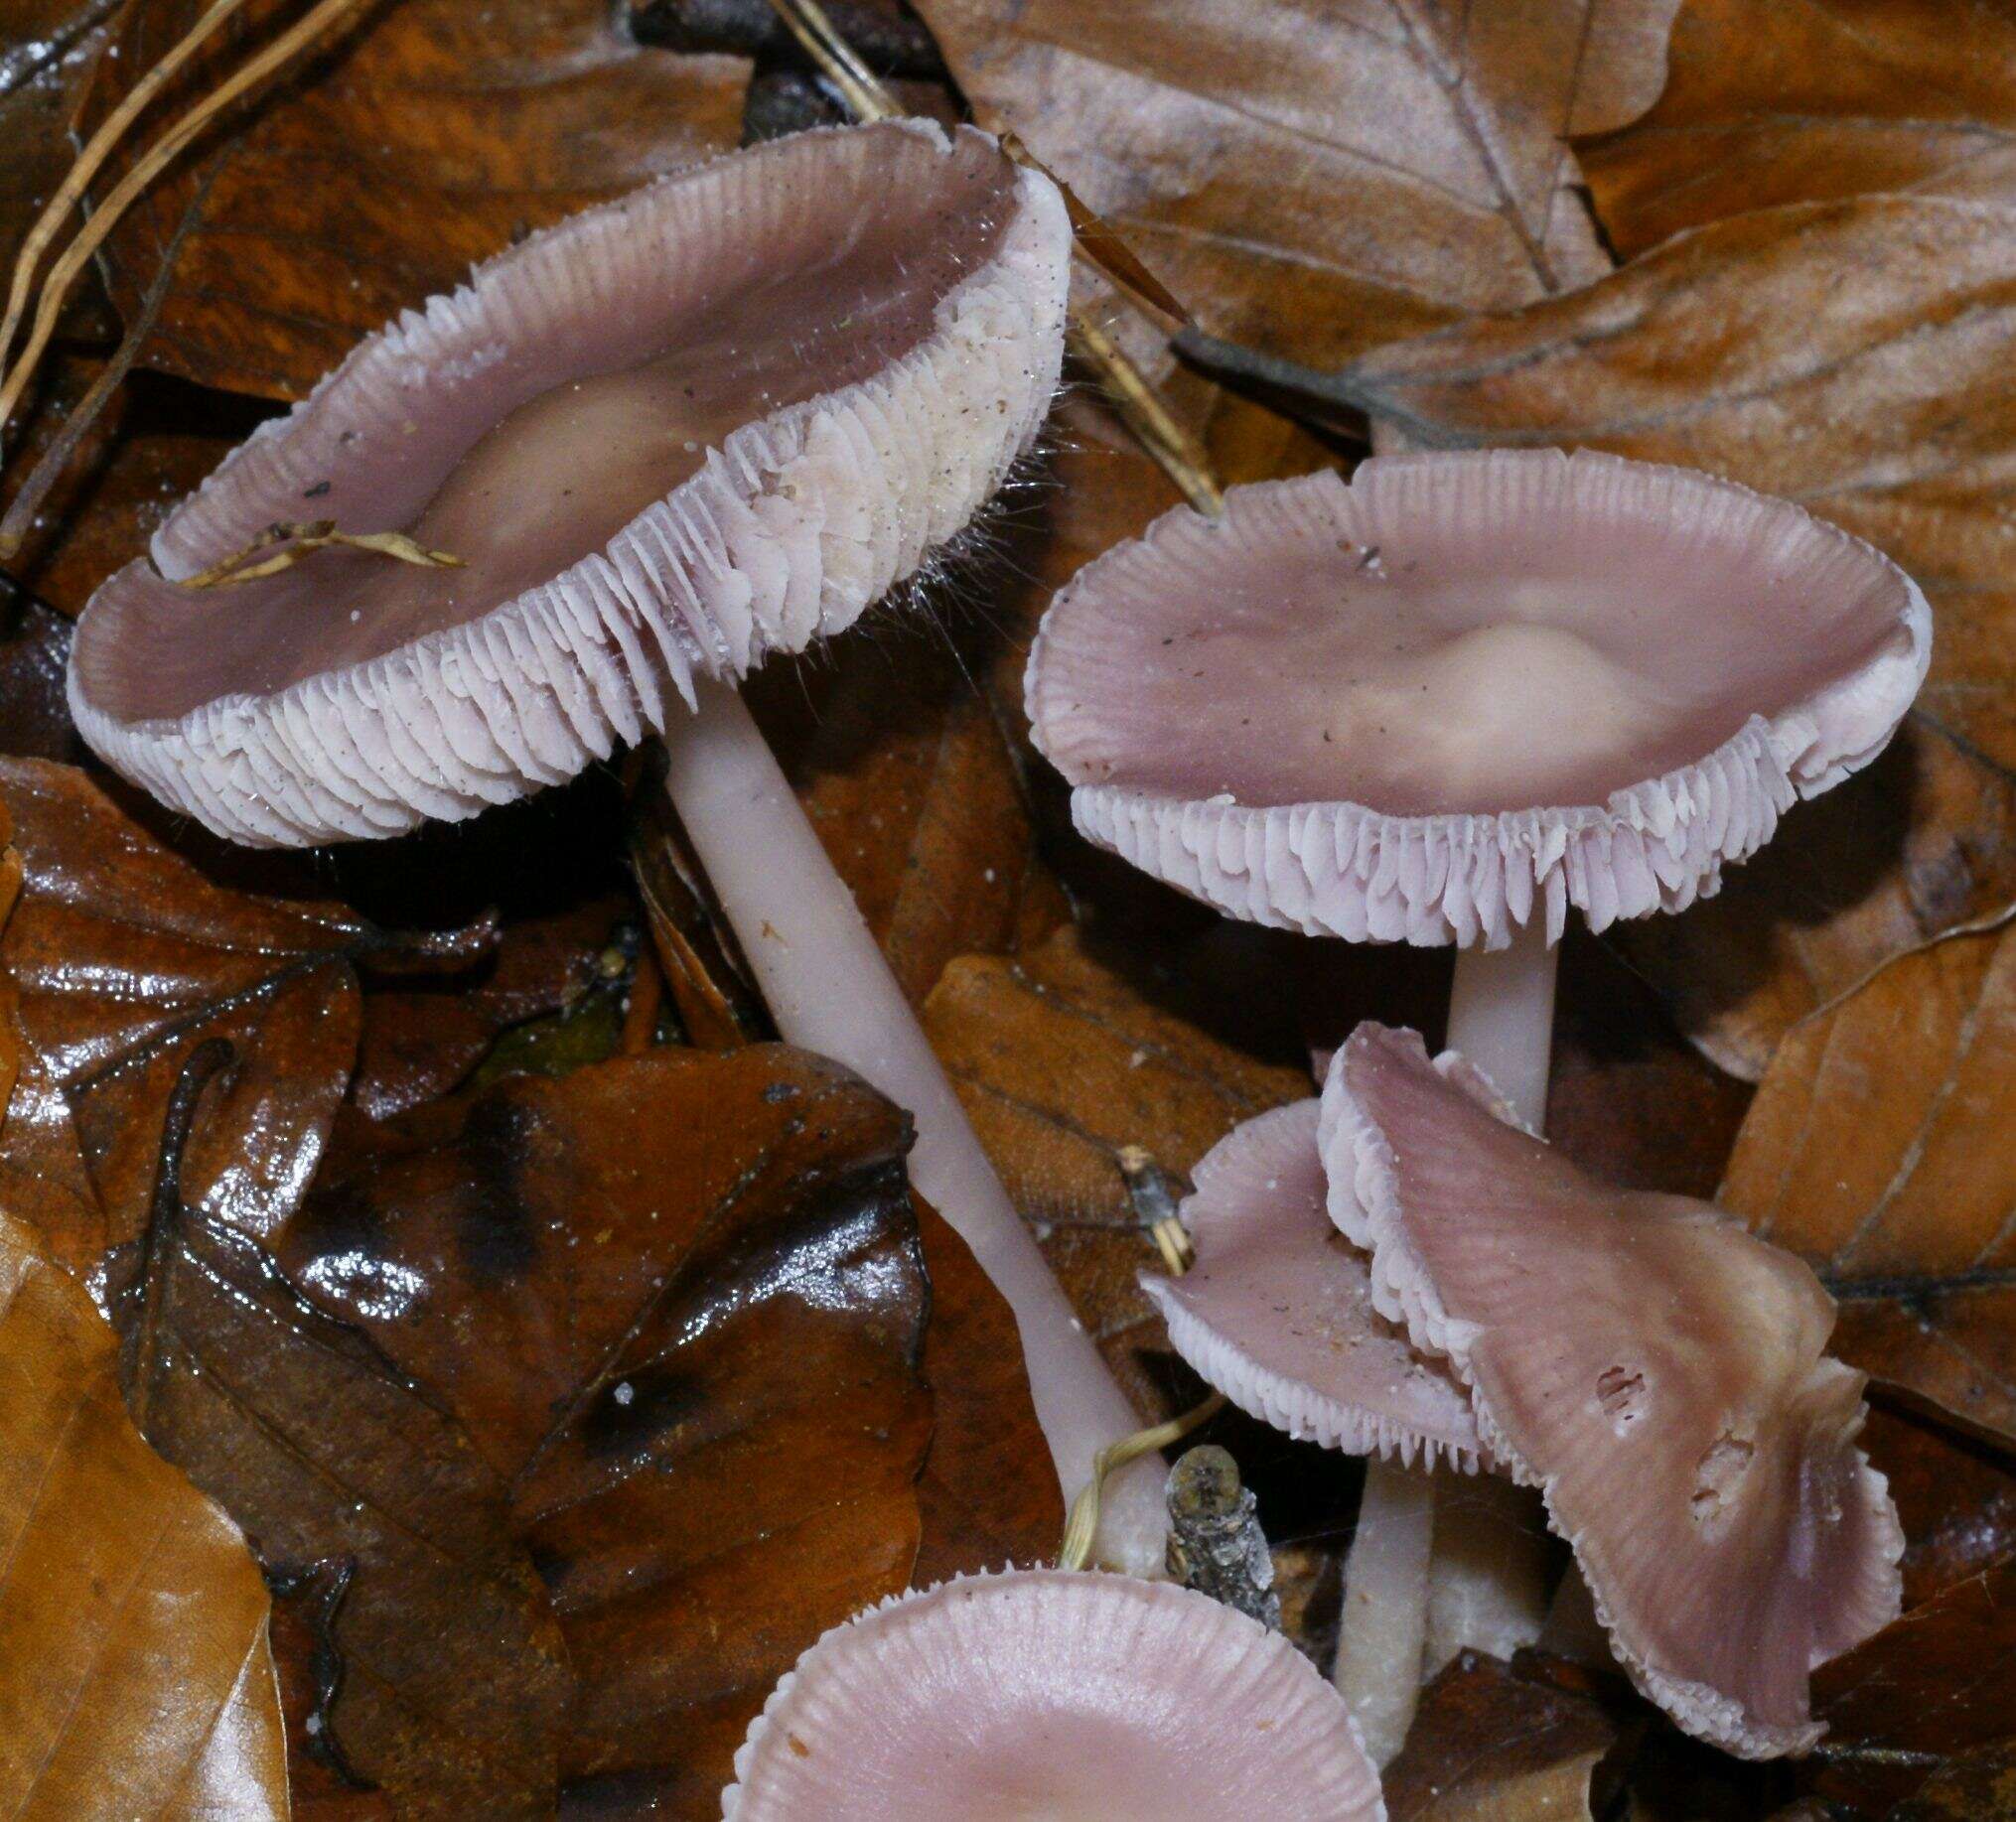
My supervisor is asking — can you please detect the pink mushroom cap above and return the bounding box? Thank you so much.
[70,121,1070,848]
[723,1568,1386,1819]
[1141,1100,1482,1471]
[1319,1023,1904,1757]
[1026,450,1930,947]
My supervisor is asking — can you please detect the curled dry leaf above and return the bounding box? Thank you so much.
[1208,193,2016,1074]
[79,0,749,400]
[914,0,1676,381]
[0,1207,286,1822]
[277,1046,935,1816]
[1580,0,2016,259]
[924,921,1310,1412]
[1722,922,2016,1446]
[0,758,486,1276]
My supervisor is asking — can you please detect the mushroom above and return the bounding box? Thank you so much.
[722,1568,1387,1820]
[67,121,1165,1569]
[1140,1097,1491,1763]
[1026,446,1929,1721]
[1321,1022,1904,1756]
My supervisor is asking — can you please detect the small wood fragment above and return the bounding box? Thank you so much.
[1166,1444,1280,1630]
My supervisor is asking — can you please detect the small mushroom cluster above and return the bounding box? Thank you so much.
[64,112,1934,1819]
[1025,449,1927,1763]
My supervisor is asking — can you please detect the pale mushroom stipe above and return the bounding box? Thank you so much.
[67,120,1166,1572]
[1322,1023,1904,1756]
[1026,445,1932,1753]
[722,1569,1387,1821]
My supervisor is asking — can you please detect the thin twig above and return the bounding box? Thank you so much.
[0,0,374,444]
[762,0,1224,515]
[0,167,216,569]
[0,0,257,374]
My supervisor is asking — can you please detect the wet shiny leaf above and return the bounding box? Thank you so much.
[279,1046,933,1816]
[0,758,489,1277]
[0,1207,287,1822]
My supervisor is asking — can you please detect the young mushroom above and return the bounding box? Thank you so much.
[1026,446,1930,1727]
[1322,1022,1905,1756]
[1139,1097,1489,1763]
[67,120,1165,1569]
[722,1568,1387,1819]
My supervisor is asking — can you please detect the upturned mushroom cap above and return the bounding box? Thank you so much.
[1318,1023,1904,1757]
[723,1568,1386,1820]
[70,121,1070,847]
[1141,1100,1482,1470]
[1026,451,1930,947]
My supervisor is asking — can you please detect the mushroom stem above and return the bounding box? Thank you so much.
[1332,1456,1435,1766]
[1444,917,1559,1131]
[1330,920,1561,1754]
[659,679,1168,1574]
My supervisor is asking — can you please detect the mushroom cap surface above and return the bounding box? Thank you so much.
[71,121,1070,848]
[1318,1023,1904,1757]
[723,1568,1386,1820]
[1142,1100,1482,1470]
[1027,450,1930,947]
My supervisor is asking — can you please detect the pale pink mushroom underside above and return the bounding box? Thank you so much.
[70,121,1070,848]
[1319,1024,1904,1757]
[1141,1100,1482,1470]
[1027,452,1930,947]
[723,1569,1386,1820]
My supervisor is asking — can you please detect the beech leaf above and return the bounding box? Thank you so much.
[1723,921,2016,1445]
[0,1206,286,1822]
[914,0,1678,376]
[1580,0,2016,260]
[0,758,487,1276]
[276,1046,935,1815]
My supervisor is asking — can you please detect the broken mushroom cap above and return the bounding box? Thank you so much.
[1319,1023,1904,1758]
[1141,1100,1482,1470]
[1026,451,1930,947]
[69,121,1070,848]
[722,1568,1386,1820]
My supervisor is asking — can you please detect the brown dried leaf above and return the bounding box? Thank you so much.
[0,1207,287,1822]
[1384,1651,1618,1821]
[1221,194,2016,1074]
[0,758,374,1273]
[915,0,1676,377]
[1722,922,2016,1444]
[912,1200,1064,1583]
[1889,1746,2016,1821]
[278,1047,932,1816]
[1810,1557,2016,1815]
[924,921,1310,1412]
[0,589,80,760]
[1860,1403,2016,1611]
[82,0,749,399]
[0,360,261,620]
[1581,0,2016,260]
